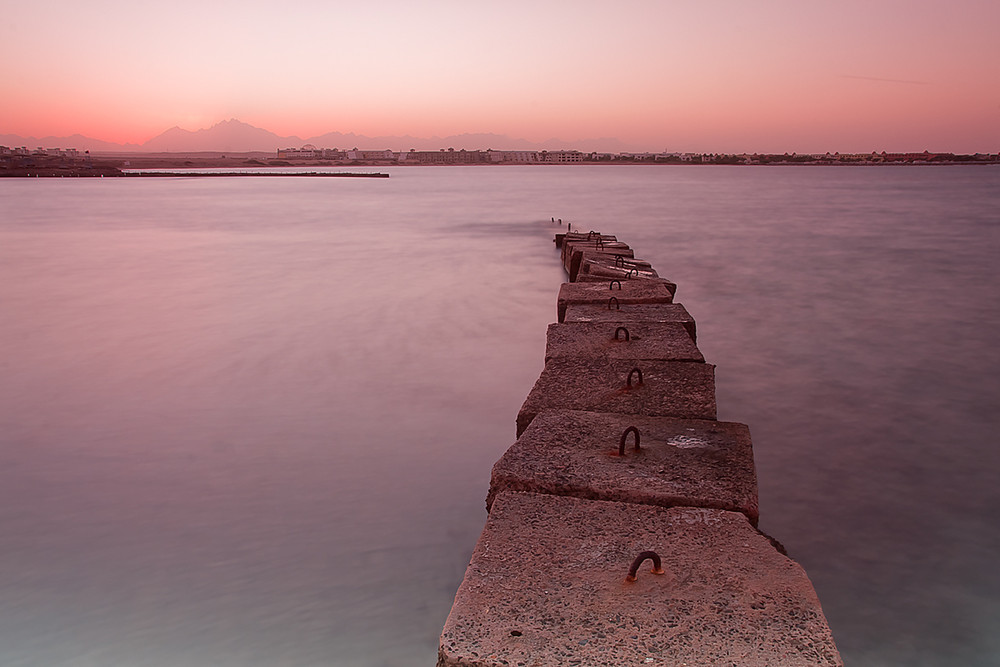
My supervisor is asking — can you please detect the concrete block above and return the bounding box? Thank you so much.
[563,245,634,279]
[561,231,618,243]
[488,410,758,524]
[560,233,621,251]
[562,302,697,342]
[576,264,660,282]
[575,253,659,282]
[544,322,703,363]
[560,236,627,258]
[438,492,843,667]
[574,271,668,285]
[557,280,676,323]
[516,358,716,436]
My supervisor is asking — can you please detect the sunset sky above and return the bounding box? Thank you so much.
[2,0,998,152]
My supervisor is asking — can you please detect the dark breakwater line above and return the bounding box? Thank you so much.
[125,171,390,178]
[1,170,389,178]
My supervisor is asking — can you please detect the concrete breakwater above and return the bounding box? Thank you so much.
[438,231,843,666]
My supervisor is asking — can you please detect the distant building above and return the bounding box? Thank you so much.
[486,150,538,163]
[320,148,347,160]
[400,149,487,164]
[346,149,397,161]
[277,146,317,159]
[541,150,584,163]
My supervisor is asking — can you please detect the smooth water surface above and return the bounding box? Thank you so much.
[2,166,998,666]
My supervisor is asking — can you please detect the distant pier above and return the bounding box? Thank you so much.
[437,229,842,666]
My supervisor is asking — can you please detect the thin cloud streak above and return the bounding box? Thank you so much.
[840,75,931,85]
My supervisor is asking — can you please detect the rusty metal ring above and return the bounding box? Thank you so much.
[614,326,630,341]
[608,296,620,310]
[626,551,665,582]
[609,280,622,290]
[626,367,643,388]
[618,426,641,456]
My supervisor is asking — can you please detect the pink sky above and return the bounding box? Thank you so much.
[2,0,998,152]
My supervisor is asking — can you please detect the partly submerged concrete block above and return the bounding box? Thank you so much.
[561,231,618,244]
[562,302,697,342]
[557,280,676,323]
[544,322,704,363]
[488,409,758,524]
[563,246,635,279]
[438,492,843,667]
[516,358,716,436]
[575,255,660,282]
[560,236,628,262]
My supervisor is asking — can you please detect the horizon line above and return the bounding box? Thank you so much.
[2,117,996,156]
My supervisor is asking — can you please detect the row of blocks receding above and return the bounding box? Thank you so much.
[437,231,843,666]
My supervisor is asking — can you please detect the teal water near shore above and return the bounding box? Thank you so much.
[1,166,998,666]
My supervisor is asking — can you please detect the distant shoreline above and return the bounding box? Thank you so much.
[123,171,389,178]
[2,150,997,177]
[0,165,390,178]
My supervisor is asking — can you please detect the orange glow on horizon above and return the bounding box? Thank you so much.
[2,1,998,153]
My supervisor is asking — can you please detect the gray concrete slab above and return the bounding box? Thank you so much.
[559,233,622,251]
[563,245,635,279]
[562,302,697,341]
[576,250,650,264]
[557,280,676,323]
[438,492,843,667]
[516,358,716,436]
[544,322,704,363]
[574,275,674,298]
[561,231,618,243]
[575,252,659,282]
[488,410,758,524]
[576,262,660,282]
[560,236,628,257]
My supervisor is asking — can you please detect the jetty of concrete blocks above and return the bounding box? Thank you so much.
[437,230,843,666]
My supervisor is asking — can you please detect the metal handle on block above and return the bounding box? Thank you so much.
[618,426,641,456]
[626,551,665,582]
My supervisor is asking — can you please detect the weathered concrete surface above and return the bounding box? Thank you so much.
[438,492,843,667]
[560,237,630,262]
[559,234,627,253]
[516,358,716,436]
[563,246,635,280]
[578,250,653,269]
[559,231,619,245]
[575,254,660,282]
[562,302,697,341]
[557,280,676,323]
[544,322,704,363]
[574,265,661,282]
[561,238,631,255]
[488,409,759,523]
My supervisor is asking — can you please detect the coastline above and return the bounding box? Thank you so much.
[3,150,998,177]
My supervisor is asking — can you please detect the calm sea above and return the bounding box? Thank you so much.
[1,165,998,667]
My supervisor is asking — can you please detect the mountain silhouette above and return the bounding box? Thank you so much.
[2,120,633,153]
[141,119,302,152]
[0,132,142,152]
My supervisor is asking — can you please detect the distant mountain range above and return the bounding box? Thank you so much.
[1,119,634,153]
